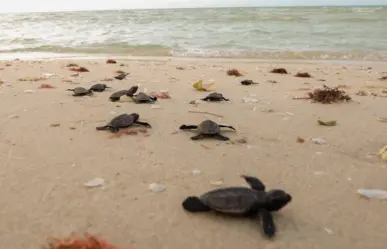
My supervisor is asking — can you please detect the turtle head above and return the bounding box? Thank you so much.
[264,189,292,212]
[130,113,140,121]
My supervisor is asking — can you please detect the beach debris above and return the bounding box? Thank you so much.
[67,87,93,97]
[18,76,46,82]
[308,85,351,104]
[227,68,243,76]
[201,92,230,102]
[101,77,114,81]
[317,79,326,82]
[106,59,117,64]
[357,189,387,199]
[324,228,334,235]
[243,97,259,103]
[116,70,125,74]
[149,183,166,192]
[149,91,171,99]
[50,123,60,127]
[295,72,312,78]
[240,79,258,85]
[192,79,215,91]
[89,83,111,92]
[70,73,79,77]
[24,89,36,93]
[356,90,368,96]
[210,180,223,186]
[179,120,236,141]
[0,80,4,85]
[262,108,274,113]
[150,104,162,109]
[96,113,151,133]
[70,67,89,72]
[266,80,278,84]
[379,76,387,81]
[317,120,337,126]
[188,110,223,118]
[66,63,78,67]
[296,137,305,143]
[38,84,55,89]
[270,68,288,74]
[378,145,387,161]
[192,169,201,175]
[311,138,326,145]
[114,73,129,80]
[119,95,134,102]
[377,117,387,123]
[183,175,292,239]
[45,233,135,249]
[176,66,185,70]
[84,178,105,188]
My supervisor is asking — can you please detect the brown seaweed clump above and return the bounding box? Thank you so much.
[295,72,312,78]
[270,68,288,74]
[308,85,351,104]
[45,233,134,249]
[107,59,117,64]
[227,69,243,77]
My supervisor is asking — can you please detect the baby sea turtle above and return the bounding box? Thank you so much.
[96,113,151,133]
[201,92,230,102]
[132,92,157,104]
[90,83,111,92]
[114,73,129,80]
[179,119,235,141]
[182,175,292,238]
[67,87,93,97]
[240,80,259,85]
[109,86,138,102]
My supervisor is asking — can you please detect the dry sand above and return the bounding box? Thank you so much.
[0,57,387,249]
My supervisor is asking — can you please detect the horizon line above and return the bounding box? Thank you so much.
[0,4,385,14]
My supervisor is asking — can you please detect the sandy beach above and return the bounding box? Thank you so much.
[1,57,387,249]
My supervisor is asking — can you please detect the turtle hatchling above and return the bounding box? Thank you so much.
[114,73,129,80]
[240,80,259,85]
[179,119,235,141]
[109,86,138,102]
[67,87,93,97]
[96,113,151,133]
[90,83,111,92]
[132,92,157,104]
[201,92,230,102]
[182,175,292,238]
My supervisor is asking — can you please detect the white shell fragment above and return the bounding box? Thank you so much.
[149,183,166,192]
[84,178,105,188]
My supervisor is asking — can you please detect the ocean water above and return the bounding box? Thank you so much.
[0,6,386,61]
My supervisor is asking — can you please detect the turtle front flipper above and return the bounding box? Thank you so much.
[135,121,152,128]
[259,208,276,238]
[214,134,230,141]
[201,97,210,101]
[96,125,109,131]
[180,125,198,130]
[222,97,230,101]
[241,175,266,191]
[182,196,211,212]
[218,125,236,131]
[67,89,75,91]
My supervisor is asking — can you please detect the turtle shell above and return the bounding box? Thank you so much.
[90,83,107,92]
[107,114,137,128]
[134,92,153,103]
[126,86,138,97]
[207,92,223,99]
[199,187,267,214]
[110,90,129,101]
[73,87,90,96]
[197,120,220,135]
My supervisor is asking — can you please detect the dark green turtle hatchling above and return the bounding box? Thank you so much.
[90,83,111,92]
[132,92,157,104]
[96,113,151,133]
[179,119,235,141]
[109,86,138,102]
[182,175,292,238]
[67,87,93,97]
[201,92,230,102]
[240,80,259,85]
[114,73,129,80]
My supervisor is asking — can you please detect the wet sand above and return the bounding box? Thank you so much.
[0,57,387,249]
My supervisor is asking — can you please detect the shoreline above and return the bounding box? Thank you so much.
[1,52,387,65]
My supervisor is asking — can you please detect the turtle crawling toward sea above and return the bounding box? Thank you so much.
[179,119,235,141]
[67,87,93,97]
[182,175,292,238]
[201,92,230,102]
[90,83,111,92]
[132,92,157,104]
[96,113,151,133]
[109,86,138,102]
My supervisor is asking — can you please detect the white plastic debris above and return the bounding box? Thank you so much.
[324,228,333,235]
[149,183,165,192]
[312,138,326,144]
[243,97,259,103]
[192,169,201,175]
[24,89,35,93]
[84,178,105,188]
[357,189,387,199]
[286,112,295,116]
[150,105,162,109]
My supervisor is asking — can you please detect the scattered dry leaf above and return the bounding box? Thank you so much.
[150,91,171,99]
[295,72,312,78]
[39,84,55,89]
[18,76,46,82]
[377,117,387,123]
[66,63,78,67]
[101,78,114,82]
[50,123,60,127]
[296,137,305,143]
[176,66,185,70]
[116,70,125,74]
[379,76,387,81]
[227,69,243,77]
[106,59,117,64]
[317,120,337,126]
[70,67,89,72]
[270,68,288,74]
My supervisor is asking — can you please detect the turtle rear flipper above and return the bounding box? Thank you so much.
[191,134,205,140]
[241,175,266,191]
[134,121,152,128]
[219,125,236,131]
[214,134,230,141]
[222,97,230,101]
[180,125,198,130]
[182,197,211,212]
[259,208,276,238]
